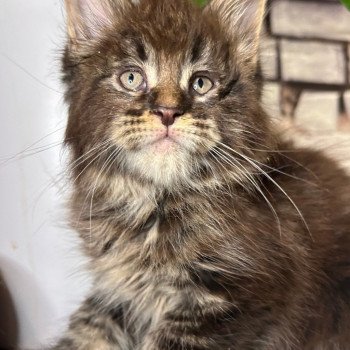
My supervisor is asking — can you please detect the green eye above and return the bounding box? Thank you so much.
[192,76,213,95]
[119,70,145,91]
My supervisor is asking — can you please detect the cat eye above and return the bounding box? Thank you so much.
[192,76,213,95]
[119,70,146,92]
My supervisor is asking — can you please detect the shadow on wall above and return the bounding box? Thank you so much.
[0,271,18,350]
[0,255,63,350]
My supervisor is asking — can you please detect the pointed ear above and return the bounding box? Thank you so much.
[207,0,266,68]
[65,0,124,42]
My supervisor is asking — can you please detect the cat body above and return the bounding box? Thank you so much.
[53,0,350,349]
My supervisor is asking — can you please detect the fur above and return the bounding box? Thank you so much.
[52,0,350,349]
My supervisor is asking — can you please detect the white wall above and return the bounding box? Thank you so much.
[0,1,90,348]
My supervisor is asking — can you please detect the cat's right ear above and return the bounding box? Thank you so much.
[206,0,266,69]
[65,0,130,42]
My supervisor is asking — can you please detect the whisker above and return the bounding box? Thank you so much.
[212,147,282,235]
[216,142,311,238]
[87,145,122,244]
[70,141,113,185]
[1,137,65,167]
[0,52,63,95]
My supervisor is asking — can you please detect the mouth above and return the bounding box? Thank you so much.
[149,135,179,153]
[143,125,180,148]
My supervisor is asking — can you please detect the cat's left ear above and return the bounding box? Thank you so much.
[65,0,139,42]
[206,0,266,68]
[65,0,115,42]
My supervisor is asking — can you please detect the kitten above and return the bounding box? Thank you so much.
[52,0,350,349]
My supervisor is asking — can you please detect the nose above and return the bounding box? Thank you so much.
[153,106,184,127]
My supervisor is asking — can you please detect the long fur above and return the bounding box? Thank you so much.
[52,0,350,349]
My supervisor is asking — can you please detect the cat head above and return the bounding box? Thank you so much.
[63,0,272,192]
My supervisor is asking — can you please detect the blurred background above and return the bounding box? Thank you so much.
[261,0,350,170]
[0,0,349,349]
[0,1,90,349]
[261,0,350,132]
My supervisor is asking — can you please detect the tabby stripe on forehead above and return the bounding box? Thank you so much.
[191,35,205,63]
[135,38,147,62]
[122,30,148,62]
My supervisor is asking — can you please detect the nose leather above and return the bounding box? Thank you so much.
[153,107,184,126]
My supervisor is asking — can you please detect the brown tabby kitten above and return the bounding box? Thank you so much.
[52,0,350,349]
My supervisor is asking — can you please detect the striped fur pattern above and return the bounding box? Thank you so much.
[52,0,350,349]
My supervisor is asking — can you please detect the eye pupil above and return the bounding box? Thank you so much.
[198,78,204,89]
[128,74,135,84]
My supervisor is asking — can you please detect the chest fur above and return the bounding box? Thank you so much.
[92,215,230,341]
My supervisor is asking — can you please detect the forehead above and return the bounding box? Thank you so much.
[129,0,201,49]
[115,1,222,58]
[110,2,230,71]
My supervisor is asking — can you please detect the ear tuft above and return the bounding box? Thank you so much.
[207,0,267,67]
[65,0,122,42]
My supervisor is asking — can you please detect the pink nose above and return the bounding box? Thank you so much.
[153,107,184,126]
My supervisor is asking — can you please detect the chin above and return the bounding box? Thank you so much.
[125,141,193,189]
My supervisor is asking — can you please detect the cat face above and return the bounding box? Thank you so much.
[64,0,270,190]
